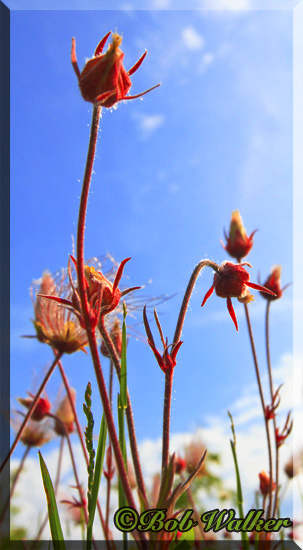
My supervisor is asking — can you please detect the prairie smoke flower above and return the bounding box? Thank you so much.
[143,306,183,374]
[11,412,53,448]
[259,471,277,496]
[17,393,51,421]
[222,210,257,261]
[32,271,87,354]
[54,388,76,436]
[42,256,140,330]
[201,261,276,331]
[260,265,290,301]
[71,31,160,108]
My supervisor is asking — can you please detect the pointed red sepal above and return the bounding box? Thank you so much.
[95,89,117,105]
[112,258,131,293]
[37,294,73,307]
[120,286,141,298]
[226,296,238,331]
[171,340,183,362]
[201,285,214,307]
[249,229,258,240]
[128,50,147,76]
[94,31,112,56]
[121,83,161,102]
[148,341,165,371]
[71,38,81,79]
[246,281,276,296]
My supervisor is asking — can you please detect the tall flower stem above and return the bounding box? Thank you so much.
[173,259,222,346]
[0,352,63,473]
[159,260,222,472]
[243,303,273,519]
[57,359,109,541]
[265,301,280,517]
[76,106,146,548]
[0,445,30,523]
[99,318,149,508]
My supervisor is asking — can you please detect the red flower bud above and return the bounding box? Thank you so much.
[259,471,277,496]
[71,31,160,108]
[18,394,51,421]
[221,210,257,261]
[201,261,276,331]
[260,265,291,301]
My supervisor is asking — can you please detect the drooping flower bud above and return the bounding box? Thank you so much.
[201,261,276,331]
[222,210,257,261]
[17,394,51,421]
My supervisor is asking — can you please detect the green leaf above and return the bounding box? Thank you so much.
[87,413,107,547]
[38,451,66,550]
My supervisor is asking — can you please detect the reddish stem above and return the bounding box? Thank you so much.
[243,303,273,519]
[57,359,109,541]
[173,259,222,346]
[1,352,63,472]
[99,317,149,509]
[265,301,280,517]
[76,106,146,548]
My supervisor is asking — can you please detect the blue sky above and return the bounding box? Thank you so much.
[9,6,299,537]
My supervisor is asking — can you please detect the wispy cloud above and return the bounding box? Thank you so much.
[182,26,205,50]
[132,112,165,138]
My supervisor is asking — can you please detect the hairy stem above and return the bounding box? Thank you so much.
[57,359,109,541]
[76,106,146,548]
[265,302,280,518]
[173,259,222,346]
[1,352,63,472]
[99,318,149,509]
[244,303,273,519]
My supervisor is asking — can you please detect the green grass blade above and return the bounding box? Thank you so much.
[38,451,66,550]
[117,393,128,549]
[120,303,128,409]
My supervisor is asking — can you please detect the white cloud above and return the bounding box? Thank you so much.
[9,352,302,541]
[182,26,205,51]
[133,112,165,138]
